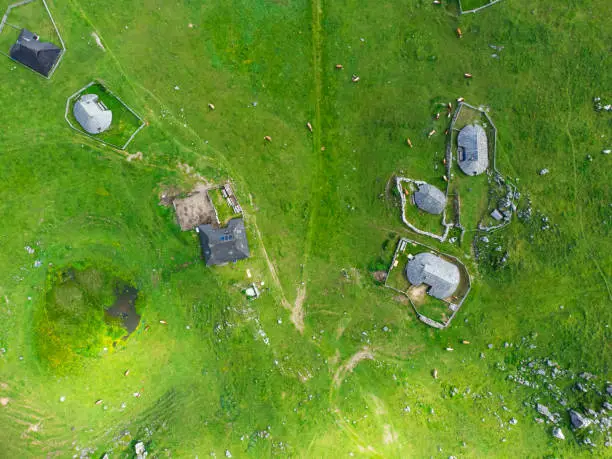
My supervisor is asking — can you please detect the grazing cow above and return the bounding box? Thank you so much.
[428,129,436,138]
[434,112,440,120]
[95,399,103,405]
[464,73,472,78]
[124,369,130,376]
[159,320,168,325]
[307,122,313,132]
[264,135,272,142]
[444,129,449,135]
[406,137,413,148]
[447,102,452,111]
[445,347,454,351]
[443,175,448,182]
[456,28,463,38]
[457,97,465,103]
[443,158,447,165]
[433,0,441,4]
[432,368,438,379]
[351,74,360,83]
[462,340,471,345]
[335,64,343,69]
[208,103,215,110]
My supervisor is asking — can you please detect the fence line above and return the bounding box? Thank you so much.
[384,237,472,329]
[0,0,65,79]
[64,80,146,151]
[458,0,504,15]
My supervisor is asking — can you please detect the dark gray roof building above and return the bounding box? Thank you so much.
[406,252,460,300]
[414,183,446,215]
[196,218,250,266]
[9,29,61,77]
[73,94,113,134]
[457,124,488,176]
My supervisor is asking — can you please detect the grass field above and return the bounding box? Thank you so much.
[0,0,610,457]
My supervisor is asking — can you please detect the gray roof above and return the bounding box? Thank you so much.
[9,29,61,77]
[414,183,446,215]
[457,124,488,176]
[73,94,112,134]
[197,218,250,266]
[406,252,460,300]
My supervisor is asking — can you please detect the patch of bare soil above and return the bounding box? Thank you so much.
[158,185,182,207]
[0,397,9,406]
[333,347,374,388]
[252,217,307,334]
[126,151,143,162]
[383,424,398,444]
[290,286,306,333]
[407,284,428,305]
[372,271,387,283]
[173,184,216,230]
[392,294,410,305]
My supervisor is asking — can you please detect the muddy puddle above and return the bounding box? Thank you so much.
[105,285,141,335]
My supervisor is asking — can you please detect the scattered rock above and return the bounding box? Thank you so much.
[91,32,105,51]
[509,418,518,425]
[225,450,232,458]
[135,441,147,459]
[537,403,553,421]
[569,410,591,429]
[552,427,565,440]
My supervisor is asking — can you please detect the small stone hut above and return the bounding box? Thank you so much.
[73,94,112,134]
[196,218,250,266]
[414,183,446,215]
[457,124,488,176]
[9,29,61,77]
[406,252,460,300]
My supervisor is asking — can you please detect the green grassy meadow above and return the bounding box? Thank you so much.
[0,0,610,457]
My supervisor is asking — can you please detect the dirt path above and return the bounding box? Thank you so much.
[332,347,375,388]
[252,218,307,333]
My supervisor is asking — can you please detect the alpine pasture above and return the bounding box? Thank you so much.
[0,0,610,457]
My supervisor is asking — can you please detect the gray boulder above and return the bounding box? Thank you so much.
[569,410,591,429]
[537,403,553,421]
[552,427,565,440]
[135,441,147,459]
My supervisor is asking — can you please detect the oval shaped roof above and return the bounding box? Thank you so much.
[457,124,488,176]
[406,252,460,300]
[73,94,112,134]
[414,183,446,215]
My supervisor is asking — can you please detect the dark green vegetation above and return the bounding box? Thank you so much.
[67,82,144,148]
[36,267,130,372]
[0,0,610,457]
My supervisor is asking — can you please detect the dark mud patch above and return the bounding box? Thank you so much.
[105,285,140,335]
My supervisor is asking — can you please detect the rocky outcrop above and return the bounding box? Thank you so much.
[569,410,591,429]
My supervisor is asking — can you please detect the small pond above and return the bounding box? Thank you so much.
[105,285,141,335]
